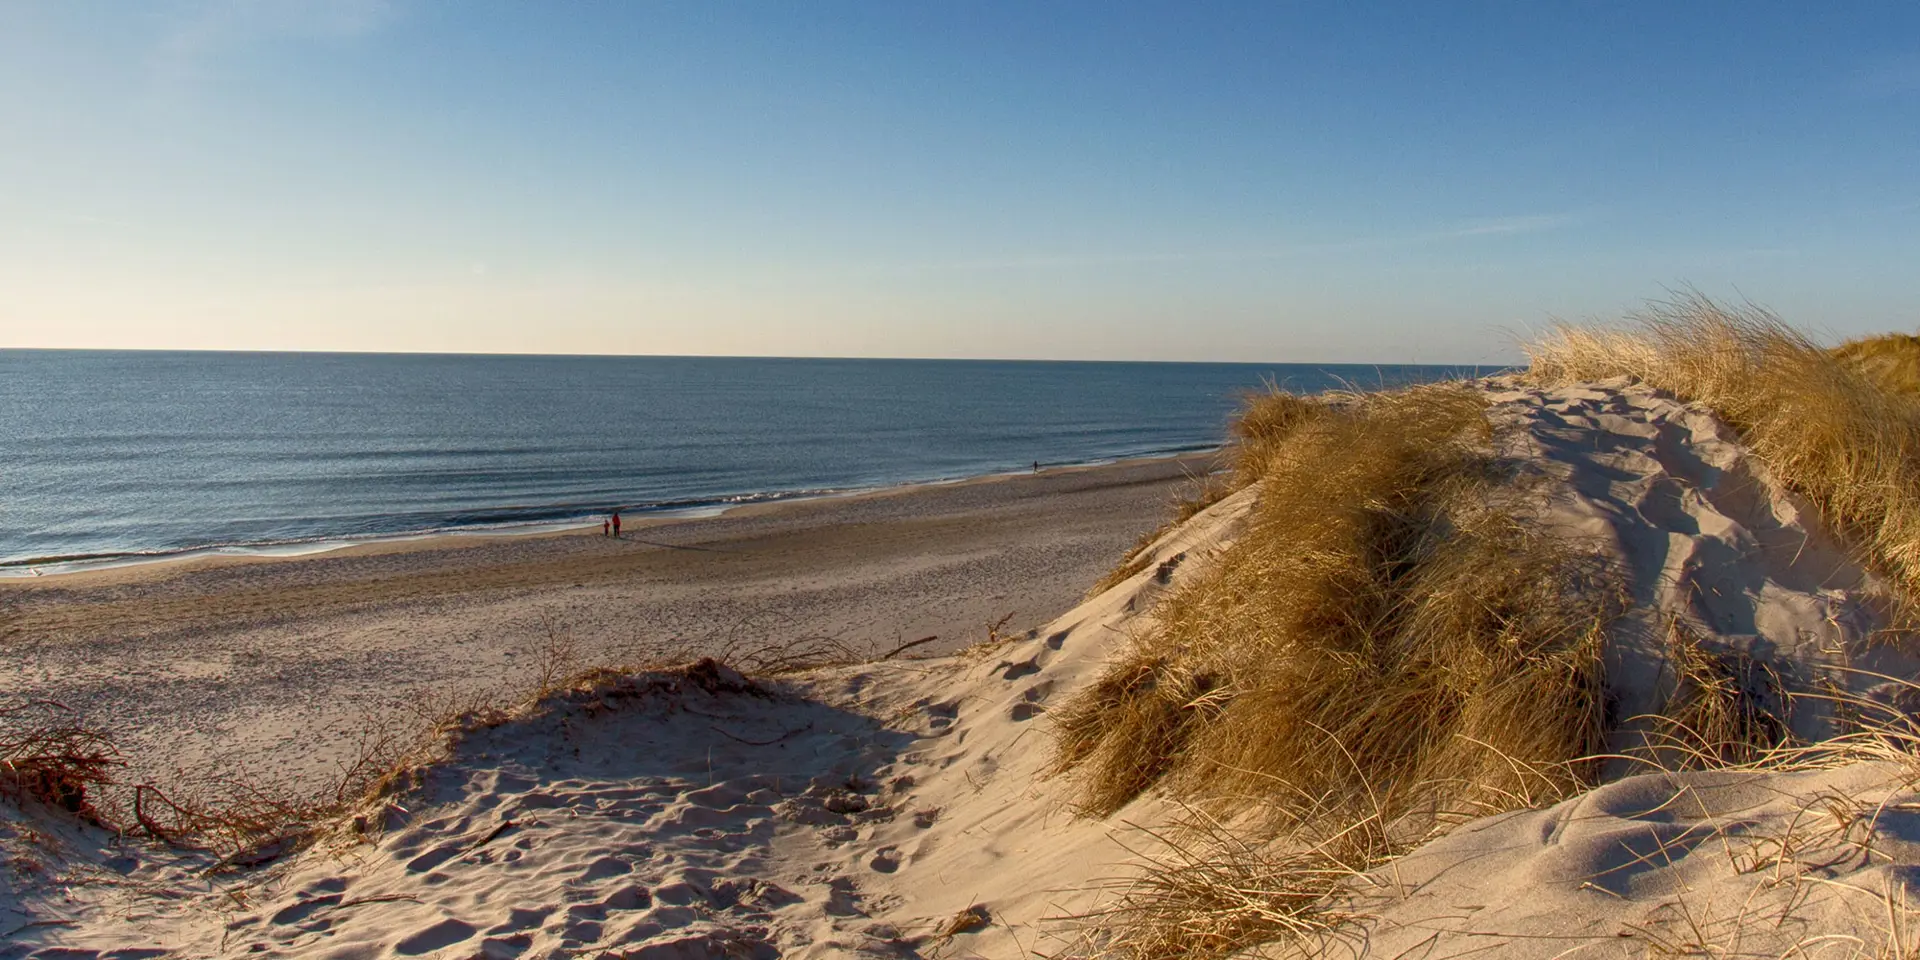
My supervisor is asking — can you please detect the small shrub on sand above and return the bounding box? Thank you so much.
[1053,383,1621,831]
[0,700,121,822]
[1524,294,1920,622]
[667,614,863,674]
[0,699,339,859]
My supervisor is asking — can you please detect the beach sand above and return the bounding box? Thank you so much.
[12,381,1920,958]
[0,454,1211,797]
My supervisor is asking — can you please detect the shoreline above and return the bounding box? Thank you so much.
[0,452,1215,792]
[0,446,1222,582]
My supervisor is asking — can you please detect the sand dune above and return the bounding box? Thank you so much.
[6,380,1920,958]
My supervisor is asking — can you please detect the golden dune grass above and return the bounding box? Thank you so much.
[1053,384,1620,829]
[1834,331,1920,396]
[1065,806,1392,960]
[1055,383,1623,958]
[1630,618,1791,772]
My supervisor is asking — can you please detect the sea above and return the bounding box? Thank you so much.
[0,351,1486,574]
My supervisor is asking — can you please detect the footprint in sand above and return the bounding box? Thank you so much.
[602,884,653,910]
[581,855,634,881]
[394,917,477,955]
[404,844,465,874]
[484,905,554,934]
[268,894,342,926]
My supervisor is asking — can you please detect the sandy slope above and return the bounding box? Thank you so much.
[0,480,1255,959]
[7,380,1920,959]
[1349,760,1920,959]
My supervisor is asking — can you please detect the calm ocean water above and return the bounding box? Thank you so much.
[0,351,1482,571]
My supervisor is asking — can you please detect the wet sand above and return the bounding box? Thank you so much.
[0,455,1211,793]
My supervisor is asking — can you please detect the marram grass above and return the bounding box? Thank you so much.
[1054,383,1620,829]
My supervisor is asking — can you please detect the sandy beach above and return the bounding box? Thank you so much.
[0,455,1210,797]
[12,345,1920,957]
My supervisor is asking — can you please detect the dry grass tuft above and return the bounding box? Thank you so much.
[1524,293,1920,623]
[1607,678,1920,960]
[0,700,121,823]
[1061,305,1920,958]
[1088,386,1343,600]
[1053,383,1622,832]
[1834,331,1920,397]
[930,903,994,949]
[1067,806,1402,960]
[1228,388,1328,485]
[1632,618,1794,771]
[1085,674,1920,960]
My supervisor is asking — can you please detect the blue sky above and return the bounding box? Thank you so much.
[2,2,1917,362]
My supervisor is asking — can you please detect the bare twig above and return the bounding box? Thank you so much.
[881,635,941,660]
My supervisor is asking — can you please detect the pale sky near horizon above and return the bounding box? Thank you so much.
[3,2,1918,363]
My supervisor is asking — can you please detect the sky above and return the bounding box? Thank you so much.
[2,2,1917,363]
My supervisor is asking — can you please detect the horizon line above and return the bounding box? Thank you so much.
[0,344,1513,368]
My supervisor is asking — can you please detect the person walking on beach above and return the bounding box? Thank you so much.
[602,518,610,537]
[611,510,622,538]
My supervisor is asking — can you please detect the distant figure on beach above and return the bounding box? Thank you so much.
[612,510,622,538]
[602,519,610,537]
[1033,460,1040,473]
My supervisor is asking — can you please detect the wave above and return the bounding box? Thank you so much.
[0,443,1219,575]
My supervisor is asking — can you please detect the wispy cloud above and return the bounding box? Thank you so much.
[149,0,396,93]
[897,213,1582,272]
[1434,214,1574,238]
[1850,53,1920,97]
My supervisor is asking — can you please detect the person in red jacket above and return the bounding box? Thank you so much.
[611,510,622,538]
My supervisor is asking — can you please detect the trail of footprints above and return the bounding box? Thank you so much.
[205,687,922,959]
[16,519,1180,959]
